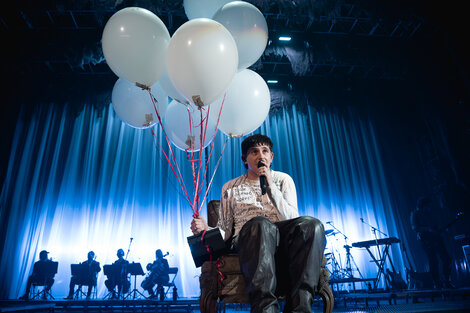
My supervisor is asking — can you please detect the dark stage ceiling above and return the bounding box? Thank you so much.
[3,0,469,84]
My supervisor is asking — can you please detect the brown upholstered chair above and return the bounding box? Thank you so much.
[199,200,334,313]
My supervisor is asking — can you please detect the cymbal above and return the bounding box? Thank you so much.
[325,229,335,235]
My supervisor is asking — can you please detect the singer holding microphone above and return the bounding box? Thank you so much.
[191,134,325,313]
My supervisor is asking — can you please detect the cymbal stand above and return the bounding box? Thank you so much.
[325,223,344,280]
[325,233,343,280]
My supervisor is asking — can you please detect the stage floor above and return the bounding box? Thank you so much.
[1,288,469,313]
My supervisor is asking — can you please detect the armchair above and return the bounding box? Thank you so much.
[199,200,334,313]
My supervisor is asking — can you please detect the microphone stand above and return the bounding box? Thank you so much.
[126,238,133,260]
[326,221,350,243]
[360,218,387,263]
[120,237,133,299]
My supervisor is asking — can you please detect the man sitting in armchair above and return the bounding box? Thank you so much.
[191,134,326,313]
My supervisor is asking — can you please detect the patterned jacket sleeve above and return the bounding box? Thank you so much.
[268,172,299,220]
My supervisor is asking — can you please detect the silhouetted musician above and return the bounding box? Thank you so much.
[141,249,170,299]
[19,250,58,300]
[65,251,101,300]
[104,249,130,299]
[410,197,455,288]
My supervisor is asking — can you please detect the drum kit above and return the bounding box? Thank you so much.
[324,223,363,282]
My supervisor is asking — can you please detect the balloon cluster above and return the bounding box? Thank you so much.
[102,1,271,151]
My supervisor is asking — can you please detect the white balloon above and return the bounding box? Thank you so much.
[209,69,270,137]
[164,100,217,152]
[167,18,238,107]
[213,1,268,70]
[183,0,233,20]
[112,78,169,129]
[159,68,189,105]
[102,7,170,87]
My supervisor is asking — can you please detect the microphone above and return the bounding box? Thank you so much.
[257,161,267,195]
[325,221,332,224]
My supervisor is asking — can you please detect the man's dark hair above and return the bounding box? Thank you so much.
[156,249,163,258]
[241,134,273,169]
[241,134,273,156]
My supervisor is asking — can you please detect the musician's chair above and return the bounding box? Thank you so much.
[70,263,98,300]
[30,261,58,301]
[154,267,178,301]
[74,284,97,300]
[31,283,54,300]
[199,200,334,313]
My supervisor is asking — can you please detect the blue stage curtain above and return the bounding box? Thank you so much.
[0,99,405,299]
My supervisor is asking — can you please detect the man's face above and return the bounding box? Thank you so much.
[243,144,274,175]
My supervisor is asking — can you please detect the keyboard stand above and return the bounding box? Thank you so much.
[362,243,395,289]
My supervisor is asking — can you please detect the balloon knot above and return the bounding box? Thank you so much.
[135,82,150,90]
[144,113,154,125]
[192,95,205,108]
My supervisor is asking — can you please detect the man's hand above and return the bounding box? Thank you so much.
[257,164,273,186]
[190,215,208,235]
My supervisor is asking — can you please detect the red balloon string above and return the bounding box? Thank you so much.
[200,229,225,282]
[216,258,226,283]
[148,126,191,204]
[198,94,227,212]
[146,90,192,207]
[185,107,200,216]
[145,89,228,272]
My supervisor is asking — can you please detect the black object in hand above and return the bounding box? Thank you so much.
[258,161,267,195]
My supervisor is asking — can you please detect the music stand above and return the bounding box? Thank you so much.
[31,261,58,300]
[71,264,95,299]
[103,264,121,300]
[123,262,146,300]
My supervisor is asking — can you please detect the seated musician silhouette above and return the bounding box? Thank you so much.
[19,250,56,300]
[104,249,130,299]
[65,251,101,300]
[410,197,455,289]
[141,249,169,299]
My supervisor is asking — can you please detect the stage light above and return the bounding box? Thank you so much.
[267,80,278,84]
[279,36,291,41]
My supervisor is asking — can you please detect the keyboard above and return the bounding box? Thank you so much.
[352,237,400,248]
